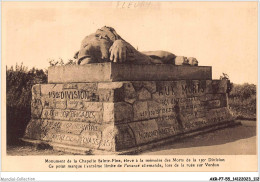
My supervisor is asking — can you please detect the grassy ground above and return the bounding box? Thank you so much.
[228,83,256,120]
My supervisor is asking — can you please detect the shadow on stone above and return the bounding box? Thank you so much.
[36,143,53,150]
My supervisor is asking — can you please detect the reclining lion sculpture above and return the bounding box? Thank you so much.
[74,26,198,66]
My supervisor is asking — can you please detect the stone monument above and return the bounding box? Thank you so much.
[22,27,235,154]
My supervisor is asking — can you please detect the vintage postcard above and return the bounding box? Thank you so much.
[1,1,258,181]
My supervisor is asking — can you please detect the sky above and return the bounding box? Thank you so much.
[2,1,258,84]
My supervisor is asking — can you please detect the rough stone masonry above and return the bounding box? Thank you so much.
[23,63,234,154]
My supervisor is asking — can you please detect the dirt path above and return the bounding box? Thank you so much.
[6,120,256,155]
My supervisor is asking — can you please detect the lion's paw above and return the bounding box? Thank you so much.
[109,40,136,63]
[175,56,188,65]
[187,57,198,66]
[175,56,198,66]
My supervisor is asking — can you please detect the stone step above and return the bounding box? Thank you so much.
[24,106,235,152]
[21,120,240,155]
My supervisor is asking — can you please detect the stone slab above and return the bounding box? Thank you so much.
[48,63,212,83]
[24,119,116,151]
[21,120,240,155]
[31,80,230,124]
[24,119,138,151]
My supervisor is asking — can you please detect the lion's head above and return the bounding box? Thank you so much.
[74,26,122,64]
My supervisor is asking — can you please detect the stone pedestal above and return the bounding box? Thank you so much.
[23,63,235,154]
[48,63,212,83]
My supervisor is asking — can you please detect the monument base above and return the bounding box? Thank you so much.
[22,120,239,155]
[24,64,234,155]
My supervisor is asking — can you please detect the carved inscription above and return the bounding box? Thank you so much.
[42,99,66,109]
[43,133,80,144]
[30,119,99,135]
[160,96,200,106]
[38,83,113,102]
[181,82,205,95]
[43,132,112,149]
[137,126,177,140]
[129,119,180,145]
[81,135,101,146]
[139,105,176,118]
[30,119,113,150]
[158,85,175,96]
[136,96,206,121]
[45,90,112,102]
[155,115,177,122]
[81,136,112,149]
[61,122,98,133]
[49,90,98,100]
[183,118,208,131]
[41,109,101,123]
[206,108,233,123]
[157,81,206,97]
